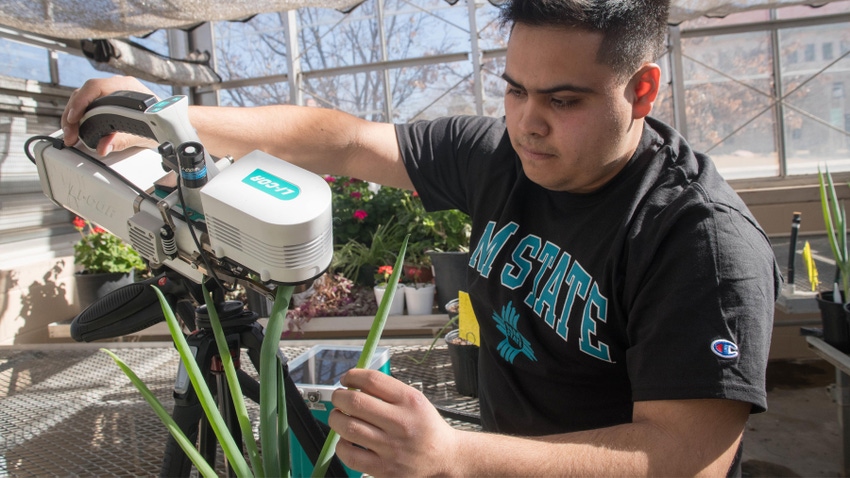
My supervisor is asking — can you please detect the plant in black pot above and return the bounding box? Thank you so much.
[72,216,146,310]
[421,208,472,313]
[817,167,850,352]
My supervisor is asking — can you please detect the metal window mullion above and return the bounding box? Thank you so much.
[467,0,484,116]
[377,0,393,121]
[769,9,788,177]
[188,23,218,106]
[48,49,59,85]
[167,29,191,98]
[668,25,688,139]
[284,10,303,106]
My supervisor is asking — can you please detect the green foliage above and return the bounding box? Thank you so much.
[819,167,850,302]
[327,175,471,281]
[104,238,409,478]
[72,216,145,274]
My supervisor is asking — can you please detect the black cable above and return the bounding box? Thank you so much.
[174,156,233,294]
[28,135,234,293]
[25,135,158,205]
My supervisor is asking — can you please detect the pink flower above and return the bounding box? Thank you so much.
[324,175,336,183]
[350,191,362,199]
[353,210,368,221]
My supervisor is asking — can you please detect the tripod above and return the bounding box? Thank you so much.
[71,270,348,477]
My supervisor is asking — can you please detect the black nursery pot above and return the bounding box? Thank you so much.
[445,329,479,397]
[816,291,850,353]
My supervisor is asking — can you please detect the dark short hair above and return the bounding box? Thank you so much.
[499,0,669,80]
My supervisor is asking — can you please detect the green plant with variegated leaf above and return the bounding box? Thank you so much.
[819,166,850,303]
[102,236,409,477]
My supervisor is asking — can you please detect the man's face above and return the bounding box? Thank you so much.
[504,24,642,193]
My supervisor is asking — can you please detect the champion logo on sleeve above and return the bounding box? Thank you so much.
[711,339,739,358]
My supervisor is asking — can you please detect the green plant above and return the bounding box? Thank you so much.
[819,166,850,302]
[104,237,410,478]
[72,216,145,274]
[333,220,406,285]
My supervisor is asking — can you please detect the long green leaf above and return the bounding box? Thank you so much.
[261,285,295,478]
[101,348,218,478]
[202,284,264,476]
[312,235,409,478]
[820,167,850,302]
[152,286,252,477]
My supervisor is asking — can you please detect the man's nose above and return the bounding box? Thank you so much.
[518,100,550,137]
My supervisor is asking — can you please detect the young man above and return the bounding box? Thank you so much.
[62,0,780,475]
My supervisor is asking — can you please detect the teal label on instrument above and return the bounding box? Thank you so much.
[243,169,300,200]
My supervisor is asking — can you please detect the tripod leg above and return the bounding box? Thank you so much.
[160,401,204,477]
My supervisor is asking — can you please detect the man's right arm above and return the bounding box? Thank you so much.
[61,76,412,190]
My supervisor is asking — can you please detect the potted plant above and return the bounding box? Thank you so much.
[817,167,850,352]
[374,264,405,316]
[423,208,472,313]
[402,242,436,315]
[72,216,145,309]
[332,220,406,286]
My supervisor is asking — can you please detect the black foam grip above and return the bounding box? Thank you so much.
[78,113,157,150]
[71,277,166,342]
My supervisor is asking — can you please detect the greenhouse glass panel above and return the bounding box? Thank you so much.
[303,71,388,121]
[0,38,50,83]
[383,0,470,61]
[652,50,675,126]
[682,30,779,179]
[58,52,111,87]
[481,56,506,118]
[297,4,379,73]
[219,82,291,107]
[780,23,850,175]
[391,60,474,122]
[477,1,508,51]
[215,13,291,81]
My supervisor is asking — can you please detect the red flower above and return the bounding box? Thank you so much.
[72,216,86,231]
[377,265,393,276]
[353,209,368,221]
[92,226,106,234]
[350,191,362,199]
[412,190,419,198]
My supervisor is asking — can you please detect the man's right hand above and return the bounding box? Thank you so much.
[62,76,160,156]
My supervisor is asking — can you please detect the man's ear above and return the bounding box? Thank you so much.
[630,64,661,119]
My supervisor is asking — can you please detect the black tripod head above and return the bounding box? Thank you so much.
[70,266,241,342]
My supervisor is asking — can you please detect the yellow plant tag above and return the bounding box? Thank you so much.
[802,241,819,292]
[458,291,479,346]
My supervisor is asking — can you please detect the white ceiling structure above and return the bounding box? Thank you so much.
[0,0,844,40]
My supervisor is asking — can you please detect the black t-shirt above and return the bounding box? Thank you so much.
[397,115,781,437]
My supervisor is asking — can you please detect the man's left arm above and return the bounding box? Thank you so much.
[329,369,749,477]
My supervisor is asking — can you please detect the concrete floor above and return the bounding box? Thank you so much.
[743,358,841,477]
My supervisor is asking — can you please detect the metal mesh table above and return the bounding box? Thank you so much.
[0,341,478,477]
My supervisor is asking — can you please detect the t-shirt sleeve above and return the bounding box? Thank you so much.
[624,186,780,413]
[395,115,511,214]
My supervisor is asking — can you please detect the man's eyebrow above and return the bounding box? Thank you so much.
[501,72,596,95]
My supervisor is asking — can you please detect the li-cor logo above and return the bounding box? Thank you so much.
[711,339,739,359]
[242,169,300,201]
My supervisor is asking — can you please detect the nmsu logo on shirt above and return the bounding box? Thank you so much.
[711,339,739,358]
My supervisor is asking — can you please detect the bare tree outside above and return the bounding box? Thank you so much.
[215,0,492,123]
